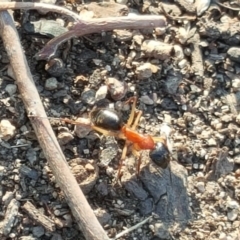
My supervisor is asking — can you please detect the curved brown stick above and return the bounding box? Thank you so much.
[0,3,166,61]
[36,15,167,60]
[0,2,81,21]
[0,10,110,240]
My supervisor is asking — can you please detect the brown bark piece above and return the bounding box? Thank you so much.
[22,201,56,232]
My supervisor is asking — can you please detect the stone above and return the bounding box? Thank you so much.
[0,119,16,141]
[5,84,17,96]
[45,77,58,90]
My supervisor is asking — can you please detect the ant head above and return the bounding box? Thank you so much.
[149,142,170,169]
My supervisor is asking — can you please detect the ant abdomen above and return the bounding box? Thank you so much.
[149,142,170,169]
[90,109,123,131]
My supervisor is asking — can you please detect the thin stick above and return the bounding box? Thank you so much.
[0,11,110,240]
[36,15,167,60]
[114,216,152,239]
[22,201,56,232]
[0,2,81,21]
[0,3,166,60]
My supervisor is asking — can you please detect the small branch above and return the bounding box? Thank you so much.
[0,3,166,60]
[22,201,56,232]
[114,216,152,239]
[0,2,81,21]
[0,10,110,240]
[36,15,167,60]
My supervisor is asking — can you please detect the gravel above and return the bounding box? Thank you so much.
[0,1,240,240]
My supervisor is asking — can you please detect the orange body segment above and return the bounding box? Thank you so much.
[121,126,155,150]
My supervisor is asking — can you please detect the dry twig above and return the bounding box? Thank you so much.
[37,15,167,60]
[0,10,109,240]
[22,201,56,232]
[0,2,166,60]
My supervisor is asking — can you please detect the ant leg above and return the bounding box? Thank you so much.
[131,110,142,131]
[92,125,119,138]
[117,141,129,179]
[132,147,142,176]
[125,96,138,127]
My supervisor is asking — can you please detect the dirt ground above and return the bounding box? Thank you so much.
[0,0,240,239]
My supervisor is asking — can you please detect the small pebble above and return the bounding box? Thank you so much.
[81,89,96,105]
[135,62,158,80]
[227,47,240,63]
[207,138,217,146]
[232,77,240,89]
[113,29,133,41]
[140,95,154,105]
[74,118,92,138]
[195,0,211,16]
[196,182,205,193]
[2,191,14,204]
[227,200,239,209]
[85,163,94,171]
[227,209,238,221]
[106,77,128,101]
[45,77,58,90]
[178,59,188,69]
[117,199,123,205]
[83,149,90,155]
[32,226,45,238]
[57,132,74,145]
[45,58,65,77]
[0,119,16,141]
[141,40,173,60]
[219,232,227,240]
[5,84,17,96]
[95,85,108,101]
[192,163,199,170]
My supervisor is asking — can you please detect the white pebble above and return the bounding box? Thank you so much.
[196,182,205,193]
[227,209,238,221]
[227,200,239,209]
[219,232,226,240]
[195,0,211,16]
[0,119,16,141]
[5,84,17,96]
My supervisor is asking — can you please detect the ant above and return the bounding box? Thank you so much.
[52,97,171,178]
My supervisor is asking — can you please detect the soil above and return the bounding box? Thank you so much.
[0,0,240,240]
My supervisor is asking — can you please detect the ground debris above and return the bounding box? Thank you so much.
[0,199,20,236]
[1,1,240,239]
[175,0,196,13]
[22,201,56,232]
[69,158,99,194]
